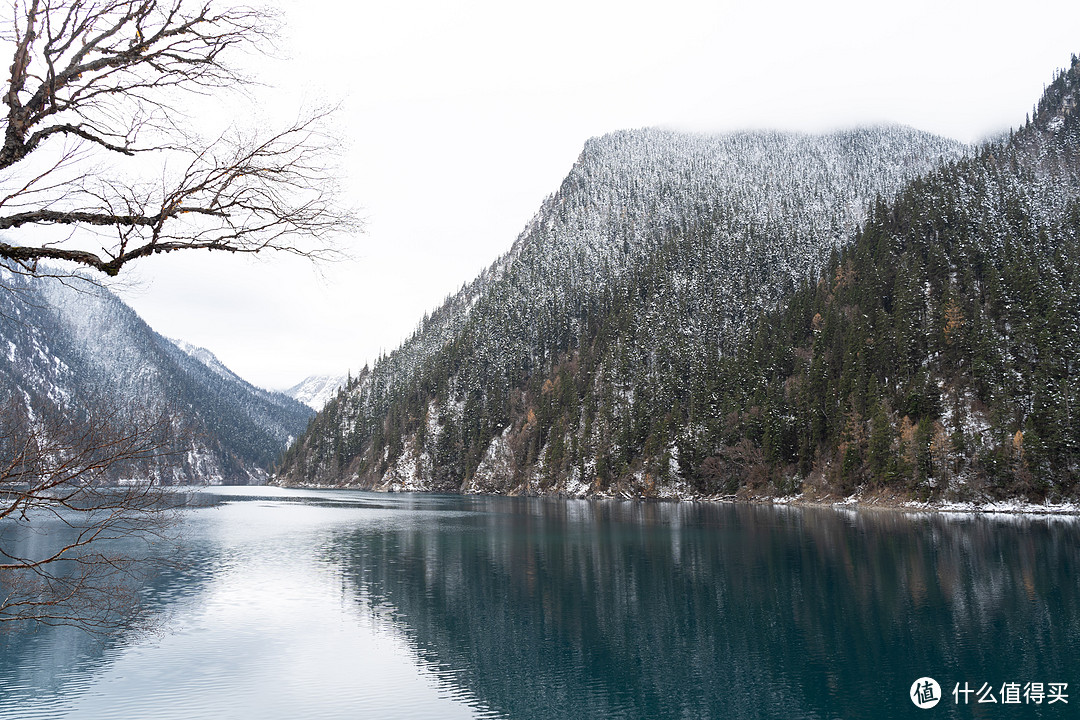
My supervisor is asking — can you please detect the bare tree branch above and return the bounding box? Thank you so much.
[0,396,186,632]
[0,0,358,277]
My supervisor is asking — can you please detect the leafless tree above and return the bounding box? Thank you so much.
[0,0,357,632]
[0,397,186,632]
[0,0,357,278]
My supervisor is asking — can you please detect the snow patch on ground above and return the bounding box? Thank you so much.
[905,498,1080,516]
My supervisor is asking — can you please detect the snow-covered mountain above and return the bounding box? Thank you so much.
[284,374,347,410]
[701,58,1080,499]
[0,272,313,484]
[278,124,969,492]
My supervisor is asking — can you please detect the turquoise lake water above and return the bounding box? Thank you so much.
[0,487,1077,719]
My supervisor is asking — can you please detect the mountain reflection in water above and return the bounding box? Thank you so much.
[327,498,1080,719]
[0,490,1076,720]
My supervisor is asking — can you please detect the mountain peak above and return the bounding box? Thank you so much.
[284,374,347,411]
[277,124,968,490]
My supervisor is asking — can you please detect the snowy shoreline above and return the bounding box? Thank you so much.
[758,492,1080,516]
[274,479,1080,516]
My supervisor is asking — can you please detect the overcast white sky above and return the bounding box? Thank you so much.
[113,0,1080,391]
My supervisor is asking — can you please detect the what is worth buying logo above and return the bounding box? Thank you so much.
[911,677,1069,708]
[911,678,941,709]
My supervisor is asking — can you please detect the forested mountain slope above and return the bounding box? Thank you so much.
[278,125,968,494]
[709,57,1080,501]
[0,272,313,484]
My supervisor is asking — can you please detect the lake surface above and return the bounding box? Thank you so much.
[0,487,1077,719]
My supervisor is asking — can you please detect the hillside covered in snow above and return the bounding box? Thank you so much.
[704,58,1080,501]
[277,123,970,494]
[0,272,313,484]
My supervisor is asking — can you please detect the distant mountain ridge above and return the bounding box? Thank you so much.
[0,272,313,484]
[170,337,249,386]
[284,373,347,410]
[277,124,969,492]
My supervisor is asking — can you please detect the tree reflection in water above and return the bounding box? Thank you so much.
[328,499,1080,720]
